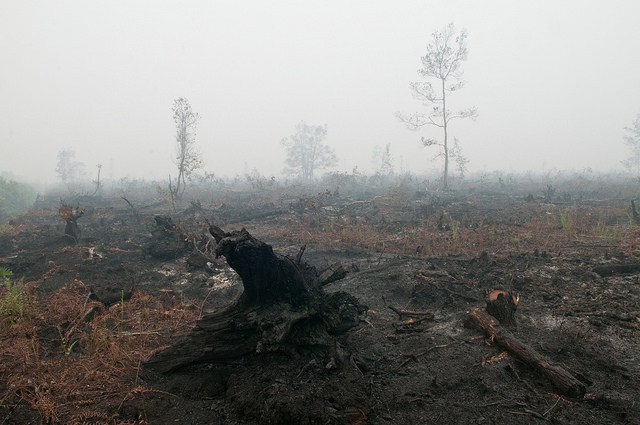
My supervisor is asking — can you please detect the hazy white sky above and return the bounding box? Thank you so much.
[1,0,639,183]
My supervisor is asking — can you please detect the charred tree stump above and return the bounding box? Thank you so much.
[213,226,311,307]
[468,308,587,398]
[59,202,84,243]
[145,226,365,373]
[147,216,188,260]
[485,290,519,326]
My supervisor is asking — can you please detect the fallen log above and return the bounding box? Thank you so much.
[319,262,348,286]
[468,308,587,398]
[145,226,366,373]
[592,263,640,277]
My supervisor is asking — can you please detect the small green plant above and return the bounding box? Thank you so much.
[0,223,14,236]
[452,221,460,241]
[593,219,610,238]
[0,266,12,283]
[57,326,78,356]
[0,267,27,321]
[121,289,125,321]
[559,208,573,235]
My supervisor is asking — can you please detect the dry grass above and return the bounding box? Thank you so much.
[0,280,199,424]
[251,198,638,258]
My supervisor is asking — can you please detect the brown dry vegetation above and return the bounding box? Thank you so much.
[1,277,199,424]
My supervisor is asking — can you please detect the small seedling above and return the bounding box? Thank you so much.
[121,290,125,318]
[57,326,78,356]
[559,209,573,235]
[0,267,12,283]
[452,221,460,241]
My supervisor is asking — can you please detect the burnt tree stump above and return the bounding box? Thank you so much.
[147,215,188,260]
[485,290,519,326]
[145,226,365,373]
[59,202,85,243]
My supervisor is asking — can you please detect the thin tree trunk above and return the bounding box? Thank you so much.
[442,77,449,189]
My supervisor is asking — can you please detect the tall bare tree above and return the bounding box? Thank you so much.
[171,97,202,199]
[281,121,337,180]
[397,23,477,189]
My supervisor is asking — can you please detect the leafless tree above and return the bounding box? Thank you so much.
[282,121,337,180]
[55,149,85,189]
[372,143,394,176]
[397,23,477,189]
[622,114,640,176]
[90,164,102,196]
[171,97,202,199]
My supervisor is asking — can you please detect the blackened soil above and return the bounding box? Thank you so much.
[1,197,639,425]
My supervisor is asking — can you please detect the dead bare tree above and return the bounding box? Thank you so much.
[622,114,640,176]
[397,23,477,189]
[90,164,102,196]
[170,97,203,199]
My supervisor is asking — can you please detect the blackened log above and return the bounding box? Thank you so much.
[468,308,587,398]
[319,262,348,286]
[593,263,640,277]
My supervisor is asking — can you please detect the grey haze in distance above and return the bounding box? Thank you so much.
[1,0,639,185]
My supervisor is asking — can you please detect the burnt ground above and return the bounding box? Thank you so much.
[0,187,639,424]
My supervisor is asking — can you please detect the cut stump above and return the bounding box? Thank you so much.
[485,290,519,326]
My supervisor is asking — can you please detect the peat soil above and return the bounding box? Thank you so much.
[0,193,639,424]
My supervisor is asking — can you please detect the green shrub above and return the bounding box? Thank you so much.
[0,267,28,321]
[0,177,35,222]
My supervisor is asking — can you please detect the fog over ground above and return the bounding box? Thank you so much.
[1,1,639,184]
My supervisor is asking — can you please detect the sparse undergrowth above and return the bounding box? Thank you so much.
[252,198,640,259]
[0,267,31,321]
[0,279,199,424]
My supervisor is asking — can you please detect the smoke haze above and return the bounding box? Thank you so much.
[1,0,639,184]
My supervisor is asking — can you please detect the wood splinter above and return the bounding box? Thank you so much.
[388,305,435,320]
